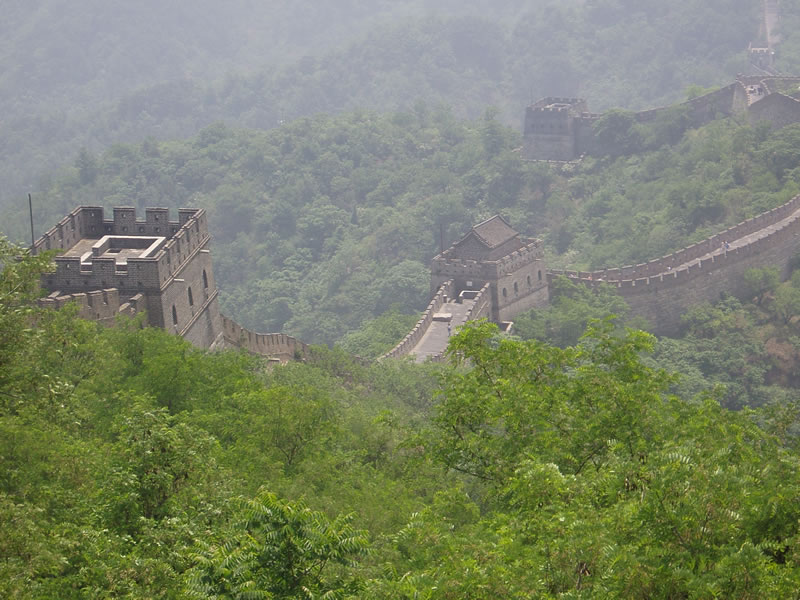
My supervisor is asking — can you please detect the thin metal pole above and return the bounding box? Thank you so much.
[28,193,35,251]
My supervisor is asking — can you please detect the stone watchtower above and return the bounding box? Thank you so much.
[34,206,224,349]
[522,97,593,161]
[430,215,549,323]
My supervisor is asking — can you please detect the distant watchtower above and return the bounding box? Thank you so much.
[34,206,224,349]
[522,97,594,161]
[431,215,549,322]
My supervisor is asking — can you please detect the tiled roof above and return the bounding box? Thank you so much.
[470,215,518,248]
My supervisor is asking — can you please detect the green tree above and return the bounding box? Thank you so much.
[184,491,368,599]
[592,109,643,156]
[742,266,780,306]
[513,275,631,347]
[102,400,216,533]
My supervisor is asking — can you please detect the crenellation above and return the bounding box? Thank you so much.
[524,78,800,161]
[381,280,455,360]
[37,206,225,350]
[541,192,800,333]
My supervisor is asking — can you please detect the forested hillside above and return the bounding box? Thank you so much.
[0,1,765,215]
[18,108,800,347]
[3,244,800,598]
[7,3,800,595]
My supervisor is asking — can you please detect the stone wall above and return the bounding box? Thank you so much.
[36,206,225,350]
[548,194,800,334]
[463,283,492,322]
[633,83,738,126]
[380,280,456,360]
[38,288,142,325]
[522,100,582,161]
[522,77,800,162]
[493,252,549,322]
[749,92,800,129]
[221,316,309,362]
[431,240,544,293]
[551,194,800,283]
[41,207,211,298]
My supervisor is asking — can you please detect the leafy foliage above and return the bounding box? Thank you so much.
[2,247,800,597]
[0,0,765,227]
[185,492,369,599]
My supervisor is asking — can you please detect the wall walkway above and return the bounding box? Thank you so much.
[550,194,800,333]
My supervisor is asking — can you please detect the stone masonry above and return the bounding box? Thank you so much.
[34,205,314,360]
[34,206,224,349]
[523,76,800,162]
[430,215,550,323]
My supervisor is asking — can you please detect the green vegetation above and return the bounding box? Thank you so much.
[513,275,633,347]
[15,109,800,347]
[0,1,764,217]
[4,244,800,597]
[9,2,800,594]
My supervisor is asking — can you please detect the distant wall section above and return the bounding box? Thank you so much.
[522,77,800,162]
[549,194,800,334]
[222,316,310,363]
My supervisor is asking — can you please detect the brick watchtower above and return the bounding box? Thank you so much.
[34,206,224,349]
[430,215,549,323]
[522,97,592,161]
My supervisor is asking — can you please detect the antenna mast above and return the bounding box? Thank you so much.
[28,193,36,252]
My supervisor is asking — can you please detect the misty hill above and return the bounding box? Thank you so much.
[5,242,800,597]
[0,1,763,214]
[21,102,800,346]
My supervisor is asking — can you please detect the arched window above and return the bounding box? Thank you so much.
[527,275,532,287]
[202,269,208,289]
[502,288,507,298]
[188,287,194,306]
[538,270,542,281]
[172,305,178,325]
[514,282,519,294]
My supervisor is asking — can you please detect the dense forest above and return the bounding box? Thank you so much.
[15,108,800,347]
[3,244,800,598]
[6,0,800,597]
[0,0,769,217]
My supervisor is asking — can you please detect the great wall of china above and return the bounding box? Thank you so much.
[31,1,800,364]
[524,1,793,162]
[35,172,800,364]
[383,192,800,361]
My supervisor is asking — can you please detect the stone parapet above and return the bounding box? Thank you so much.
[38,288,142,325]
[463,283,492,322]
[221,315,309,363]
[380,280,455,360]
[550,194,800,284]
[41,207,211,294]
[432,240,542,282]
[548,193,800,333]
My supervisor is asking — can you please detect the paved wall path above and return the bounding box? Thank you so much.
[409,298,475,362]
[677,202,800,271]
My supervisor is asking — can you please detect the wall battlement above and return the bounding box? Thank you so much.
[221,316,309,363]
[523,76,800,161]
[38,288,143,325]
[546,193,800,333]
[33,206,206,254]
[35,205,318,362]
[551,194,800,284]
[409,191,800,356]
[380,280,456,360]
[36,205,224,350]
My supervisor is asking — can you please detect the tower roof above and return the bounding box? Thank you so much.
[443,215,527,261]
[469,215,519,249]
